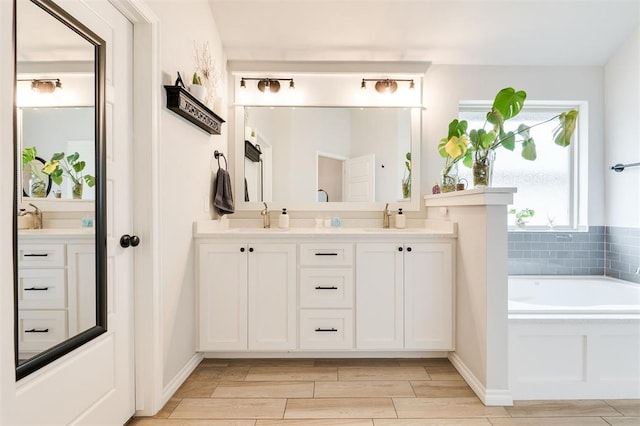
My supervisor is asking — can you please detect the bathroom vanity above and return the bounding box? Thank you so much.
[16,229,95,360]
[194,224,456,354]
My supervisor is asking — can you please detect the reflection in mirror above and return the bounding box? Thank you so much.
[243,107,413,205]
[14,0,106,379]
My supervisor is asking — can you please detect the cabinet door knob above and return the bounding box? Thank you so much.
[249,247,254,253]
[398,247,403,252]
[406,247,412,252]
[240,247,245,252]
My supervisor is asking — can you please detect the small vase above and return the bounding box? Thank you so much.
[72,182,83,199]
[189,84,207,103]
[29,174,46,198]
[402,180,410,199]
[441,162,458,193]
[473,149,496,187]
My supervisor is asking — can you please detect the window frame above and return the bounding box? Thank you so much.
[458,100,588,231]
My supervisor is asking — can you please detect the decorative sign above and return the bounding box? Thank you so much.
[164,85,225,135]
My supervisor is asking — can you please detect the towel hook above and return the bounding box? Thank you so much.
[214,150,227,170]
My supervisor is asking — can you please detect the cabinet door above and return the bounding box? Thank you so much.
[248,243,296,350]
[356,243,404,349]
[198,243,248,351]
[404,242,454,350]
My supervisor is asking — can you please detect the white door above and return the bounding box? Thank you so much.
[355,243,404,349]
[248,243,297,350]
[344,153,375,202]
[7,1,135,424]
[404,242,455,350]
[198,243,248,351]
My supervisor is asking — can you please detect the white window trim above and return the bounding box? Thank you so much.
[458,100,589,231]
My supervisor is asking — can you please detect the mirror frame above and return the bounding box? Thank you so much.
[232,106,422,212]
[13,0,107,380]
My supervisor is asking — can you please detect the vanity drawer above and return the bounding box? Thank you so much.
[18,244,65,268]
[299,268,353,308]
[18,269,66,309]
[299,243,353,266]
[17,310,67,352]
[299,309,353,350]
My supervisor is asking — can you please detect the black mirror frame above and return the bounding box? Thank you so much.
[13,0,107,381]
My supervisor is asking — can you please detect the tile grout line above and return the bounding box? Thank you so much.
[602,399,626,417]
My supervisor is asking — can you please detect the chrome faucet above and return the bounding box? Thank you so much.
[261,202,270,228]
[382,203,391,229]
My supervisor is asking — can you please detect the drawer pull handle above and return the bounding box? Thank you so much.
[315,286,338,290]
[24,287,49,291]
[24,253,49,257]
[315,328,338,332]
[315,253,338,256]
[25,328,49,333]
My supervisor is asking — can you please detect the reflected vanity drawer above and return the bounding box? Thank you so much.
[18,269,66,309]
[17,310,67,352]
[299,268,353,308]
[18,244,65,268]
[299,309,353,350]
[299,243,353,266]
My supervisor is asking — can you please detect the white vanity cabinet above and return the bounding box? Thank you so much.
[17,232,95,356]
[356,241,454,351]
[195,225,455,354]
[197,242,296,351]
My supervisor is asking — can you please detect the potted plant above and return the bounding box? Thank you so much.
[439,87,579,187]
[22,146,48,197]
[189,71,207,102]
[401,152,411,199]
[44,152,95,199]
[437,119,469,192]
[509,207,535,228]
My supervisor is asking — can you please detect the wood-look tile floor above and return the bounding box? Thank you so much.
[127,358,640,426]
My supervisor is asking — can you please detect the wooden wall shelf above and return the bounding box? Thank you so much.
[164,85,225,135]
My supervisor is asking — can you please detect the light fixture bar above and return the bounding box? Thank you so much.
[360,78,415,93]
[18,78,63,94]
[239,77,295,93]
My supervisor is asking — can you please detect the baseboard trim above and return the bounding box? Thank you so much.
[200,351,449,359]
[161,352,203,407]
[448,352,513,406]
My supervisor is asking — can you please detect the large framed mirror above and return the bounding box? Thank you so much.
[235,106,422,211]
[13,0,106,380]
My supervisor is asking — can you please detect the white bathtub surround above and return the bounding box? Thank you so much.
[508,275,640,400]
[425,187,516,406]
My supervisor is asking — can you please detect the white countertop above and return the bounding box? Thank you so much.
[18,228,95,238]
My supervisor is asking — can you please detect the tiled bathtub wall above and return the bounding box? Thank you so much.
[508,226,605,276]
[605,226,640,283]
[508,226,640,283]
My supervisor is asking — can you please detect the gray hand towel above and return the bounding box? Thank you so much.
[213,168,234,215]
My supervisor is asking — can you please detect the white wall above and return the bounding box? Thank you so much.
[422,65,605,225]
[605,27,640,228]
[147,0,228,388]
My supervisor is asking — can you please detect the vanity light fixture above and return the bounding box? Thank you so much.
[360,78,415,94]
[239,77,295,93]
[19,78,63,94]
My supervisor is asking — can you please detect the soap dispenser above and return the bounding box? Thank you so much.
[395,208,406,229]
[279,208,290,229]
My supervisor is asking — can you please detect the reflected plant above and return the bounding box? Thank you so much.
[22,146,48,197]
[509,207,535,228]
[401,152,411,198]
[44,152,95,199]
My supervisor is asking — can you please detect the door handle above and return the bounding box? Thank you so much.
[120,234,140,248]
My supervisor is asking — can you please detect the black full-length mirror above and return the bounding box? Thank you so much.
[14,0,106,380]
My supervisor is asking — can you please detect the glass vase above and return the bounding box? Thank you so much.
[72,182,83,199]
[29,174,46,198]
[473,149,496,187]
[440,162,458,193]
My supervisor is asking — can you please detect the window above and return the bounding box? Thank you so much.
[458,103,584,230]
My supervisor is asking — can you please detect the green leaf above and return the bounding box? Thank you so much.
[486,108,504,130]
[521,137,537,161]
[469,129,482,149]
[462,149,473,168]
[72,160,86,173]
[67,152,80,164]
[22,147,37,166]
[480,130,496,150]
[500,131,516,151]
[51,152,65,161]
[49,168,64,185]
[491,87,526,121]
[437,138,449,158]
[553,109,578,147]
[447,119,468,139]
[84,175,96,187]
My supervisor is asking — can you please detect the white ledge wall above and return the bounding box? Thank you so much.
[425,187,516,406]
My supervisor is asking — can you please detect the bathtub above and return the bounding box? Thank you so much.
[508,276,640,400]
